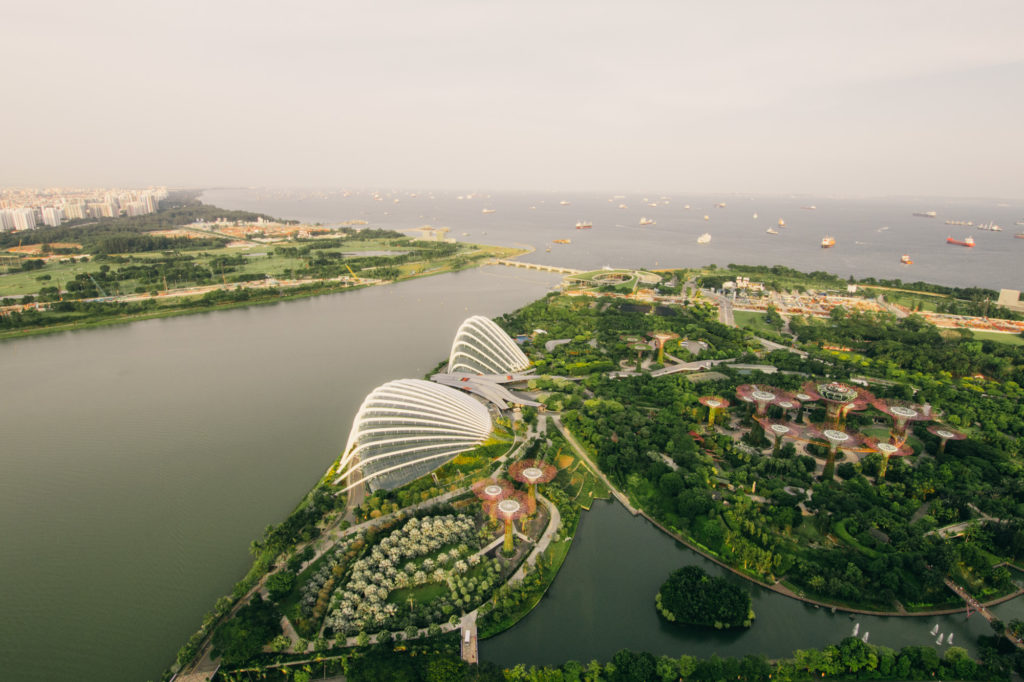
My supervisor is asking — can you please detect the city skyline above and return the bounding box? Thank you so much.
[3,1,1023,199]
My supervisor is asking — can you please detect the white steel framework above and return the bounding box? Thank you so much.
[334,379,492,492]
[448,315,530,375]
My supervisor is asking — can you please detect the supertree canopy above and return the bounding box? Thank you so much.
[509,459,557,514]
[927,424,967,453]
[648,331,679,363]
[754,417,805,455]
[472,478,514,522]
[735,384,798,417]
[496,491,528,553]
[871,398,931,442]
[699,396,730,426]
[864,436,914,477]
[801,381,874,428]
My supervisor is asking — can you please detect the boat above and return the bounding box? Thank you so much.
[697,232,711,244]
[930,624,940,637]
[801,205,816,210]
[852,623,860,637]
[753,212,758,219]
[945,220,972,226]
[778,218,786,227]
[683,204,691,209]
[618,203,627,209]
[481,208,496,214]
[947,633,954,645]
[878,226,889,232]
[715,202,727,208]
[576,221,592,229]
[821,236,836,248]
[559,200,570,206]
[913,211,937,218]
[900,254,913,265]
[766,227,779,235]
[862,632,869,643]
[936,633,943,645]
[703,215,710,221]
[639,217,655,226]
[977,221,1002,231]
[553,239,571,244]
[1016,220,1024,226]
[1015,232,1024,239]
[545,247,551,252]
[947,236,975,247]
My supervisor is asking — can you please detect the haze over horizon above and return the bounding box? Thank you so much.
[4,0,1023,199]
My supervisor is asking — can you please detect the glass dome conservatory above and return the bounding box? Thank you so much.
[447,315,530,375]
[334,379,492,492]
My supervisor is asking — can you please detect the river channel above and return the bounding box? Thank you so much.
[484,499,1016,666]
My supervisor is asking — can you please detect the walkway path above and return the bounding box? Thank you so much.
[944,578,1024,649]
[550,414,639,515]
[511,494,561,583]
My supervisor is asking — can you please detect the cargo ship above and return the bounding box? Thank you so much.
[639,217,655,226]
[946,236,975,247]
[801,205,817,210]
[913,211,937,218]
[900,254,913,265]
[697,232,712,244]
[575,221,592,229]
[778,218,786,227]
[1015,232,1024,239]
[766,227,778,235]
[481,208,496,214]
[553,239,571,244]
[559,200,571,206]
[821,236,836,248]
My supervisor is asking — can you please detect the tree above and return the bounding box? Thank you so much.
[266,570,296,601]
[211,595,282,665]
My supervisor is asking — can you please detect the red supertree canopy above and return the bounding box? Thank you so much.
[863,436,914,458]
[699,396,731,410]
[509,459,557,486]
[495,490,528,523]
[735,384,800,414]
[801,380,874,411]
[802,424,867,451]
[927,424,967,442]
[472,478,513,502]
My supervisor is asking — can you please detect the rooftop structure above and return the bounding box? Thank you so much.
[334,379,492,493]
[448,316,531,375]
[472,478,514,522]
[870,399,931,442]
[432,371,541,409]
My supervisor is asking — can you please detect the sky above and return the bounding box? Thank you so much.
[3,0,1024,198]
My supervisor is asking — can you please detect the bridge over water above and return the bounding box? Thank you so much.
[493,259,583,275]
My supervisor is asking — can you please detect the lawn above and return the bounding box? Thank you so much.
[971,330,1024,346]
[732,310,780,335]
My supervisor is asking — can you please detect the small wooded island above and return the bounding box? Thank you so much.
[656,565,754,629]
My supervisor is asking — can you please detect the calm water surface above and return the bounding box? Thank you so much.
[483,500,1010,666]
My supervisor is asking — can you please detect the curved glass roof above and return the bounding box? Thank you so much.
[448,315,530,375]
[334,379,492,492]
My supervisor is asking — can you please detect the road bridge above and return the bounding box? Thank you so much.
[493,259,582,275]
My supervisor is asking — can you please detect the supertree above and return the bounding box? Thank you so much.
[754,417,803,456]
[509,459,557,515]
[472,478,513,523]
[496,491,528,553]
[801,381,874,429]
[927,424,967,454]
[648,331,679,364]
[736,384,791,417]
[871,398,931,444]
[804,425,866,477]
[699,396,730,426]
[863,436,913,478]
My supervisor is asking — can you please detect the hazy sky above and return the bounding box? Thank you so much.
[4,0,1023,197]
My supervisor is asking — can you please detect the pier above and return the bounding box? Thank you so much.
[944,578,1024,649]
[460,611,478,664]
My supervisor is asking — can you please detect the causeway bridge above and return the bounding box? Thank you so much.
[493,259,583,275]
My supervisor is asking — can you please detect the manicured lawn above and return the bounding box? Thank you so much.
[387,581,449,606]
[972,330,1024,346]
[733,310,780,335]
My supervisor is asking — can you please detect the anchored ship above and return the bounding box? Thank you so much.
[913,211,937,218]
[766,227,779,235]
[639,217,655,226]
[575,221,592,229]
[900,254,913,265]
[481,208,496,214]
[778,218,786,227]
[946,236,975,247]
[552,239,571,244]
[697,232,711,244]
[821,236,836,248]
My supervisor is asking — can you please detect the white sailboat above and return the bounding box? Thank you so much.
[852,622,860,637]
[935,633,944,645]
[930,624,939,636]
[947,633,954,645]
[861,632,869,643]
